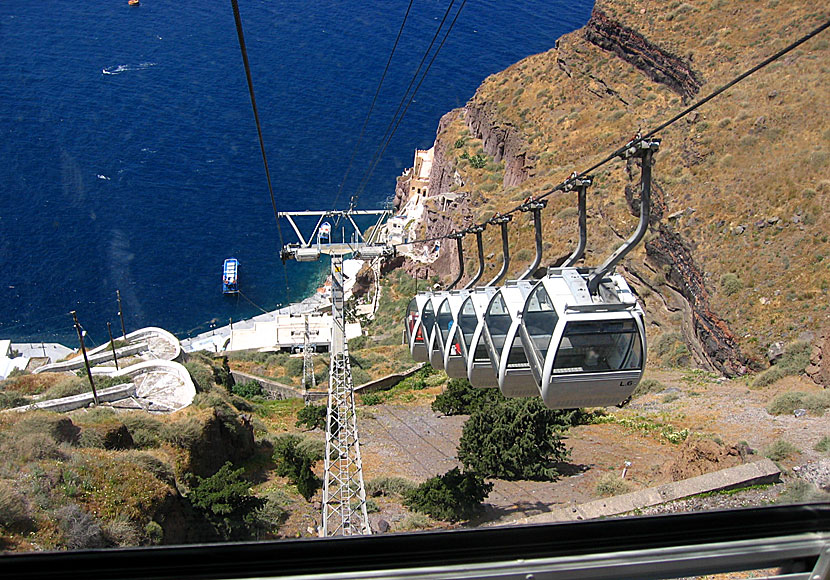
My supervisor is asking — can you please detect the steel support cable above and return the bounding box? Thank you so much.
[229,0,290,293]
[350,0,467,210]
[330,0,416,214]
[393,16,830,249]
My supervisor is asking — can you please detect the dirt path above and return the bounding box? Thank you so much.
[356,368,830,528]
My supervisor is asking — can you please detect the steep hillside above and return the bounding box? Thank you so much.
[403,0,829,373]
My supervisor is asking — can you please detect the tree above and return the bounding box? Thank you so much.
[457,398,573,480]
[295,404,327,431]
[273,434,323,501]
[404,467,492,521]
[189,462,265,541]
[231,379,262,399]
[431,378,501,415]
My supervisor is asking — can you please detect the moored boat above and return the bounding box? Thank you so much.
[223,258,239,294]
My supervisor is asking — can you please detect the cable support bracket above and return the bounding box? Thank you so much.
[488,213,512,225]
[621,137,661,160]
[519,198,548,213]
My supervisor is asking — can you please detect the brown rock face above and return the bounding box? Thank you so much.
[185,410,256,478]
[584,8,702,100]
[646,226,751,377]
[806,328,830,387]
[465,103,535,187]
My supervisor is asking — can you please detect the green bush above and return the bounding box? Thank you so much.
[366,476,417,498]
[815,436,830,453]
[404,468,492,522]
[432,379,501,415]
[185,361,215,392]
[0,480,33,531]
[595,473,631,497]
[458,398,573,480]
[0,391,33,409]
[231,380,263,399]
[651,332,690,367]
[767,391,830,415]
[189,462,265,541]
[121,414,164,448]
[764,439,800,461]
[360,393,382,406]
[273,434,322,501]
[284,357,304,378]
[754,341,812,387]
[43,375,87,400]
[632,378,666,398]
[776,480,830,504]
[296,404,327,431]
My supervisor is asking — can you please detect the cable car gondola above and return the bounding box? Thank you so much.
[518,268,645,409]
[482,280,538,398]
[433,291,469,374]
[405,294,431,362]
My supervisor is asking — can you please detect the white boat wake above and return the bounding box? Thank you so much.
[102,62,157,75]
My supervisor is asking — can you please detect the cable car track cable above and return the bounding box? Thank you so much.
[229,0,290,294]
[330,0,416,214]
[393,16,830,249]
[349,0,468,211]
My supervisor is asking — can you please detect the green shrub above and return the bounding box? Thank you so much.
[284,357,304,378]
[651,333,690,367]
[764,439,799,461]
[121,414,164,448]
[159,417,203,449]
[144,520,163,545]
[366,476,417,498]
[432,379,501,415]
[189,462,265,541]
[185,361,215,392]
[815,436,830,453]
[43,375,87,399]
[253,489,290,537]
[632,378,665,398]
[360,393,382,406]
[272,434,322,501]
[404,468,492,522]
[0,480,33,531]
[53,504,108,549]
[595,473,631,497]
[754,341,811,387]
[231,380,263,399]
[296,404,327,431]
[767,391,830,415]
[776,480,830,504]
[351,366,371,386]
[0,391,33,409]
[458,398,573,480]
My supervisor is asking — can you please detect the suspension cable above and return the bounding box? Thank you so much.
[395,16,830,249]
[349,0,467,211]
[229,0,291,293]
[330,0,416,213]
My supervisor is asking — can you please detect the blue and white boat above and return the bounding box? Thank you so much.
[223,258,239,294]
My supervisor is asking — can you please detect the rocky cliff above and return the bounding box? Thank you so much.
[398,0,829,372]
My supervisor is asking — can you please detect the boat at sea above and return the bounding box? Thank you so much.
[222,258,239,295]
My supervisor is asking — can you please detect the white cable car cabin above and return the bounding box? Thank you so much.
[433,291,469,374]
[465,287,500,387]
[481,280,538,398]
[426,292,452,369]
[518,268,645,409]
[405,294,433,362]
[443,288,492,379]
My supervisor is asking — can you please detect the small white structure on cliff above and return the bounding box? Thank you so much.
[388,148,434,247]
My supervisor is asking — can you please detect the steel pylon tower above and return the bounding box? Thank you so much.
[321,254,370,536]
[278,209,391,537]
[301,314,316,394]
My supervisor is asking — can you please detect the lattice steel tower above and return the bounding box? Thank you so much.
[279,209,390,537]
[301,314,316,394]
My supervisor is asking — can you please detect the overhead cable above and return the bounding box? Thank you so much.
[330,0,416,213]
[350,0,468,211]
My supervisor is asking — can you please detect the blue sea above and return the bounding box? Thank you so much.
[0,0,592,346]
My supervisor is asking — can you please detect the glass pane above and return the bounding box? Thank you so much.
[406,299,419,336]
[459,297,479,350]
[485,294,512,349]
[437,300,453,344]
[553,319,643,374]
[505,337,530,370]
[422,301,436,341]
[523,285,558,359]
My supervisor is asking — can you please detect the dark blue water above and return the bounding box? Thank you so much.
[0,0,592,345]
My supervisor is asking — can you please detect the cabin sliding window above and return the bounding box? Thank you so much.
[458,297,479,352]
[406,299,419,340]
[437,300,453,347]
[523,285,558,362]
[552,319,642,374]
